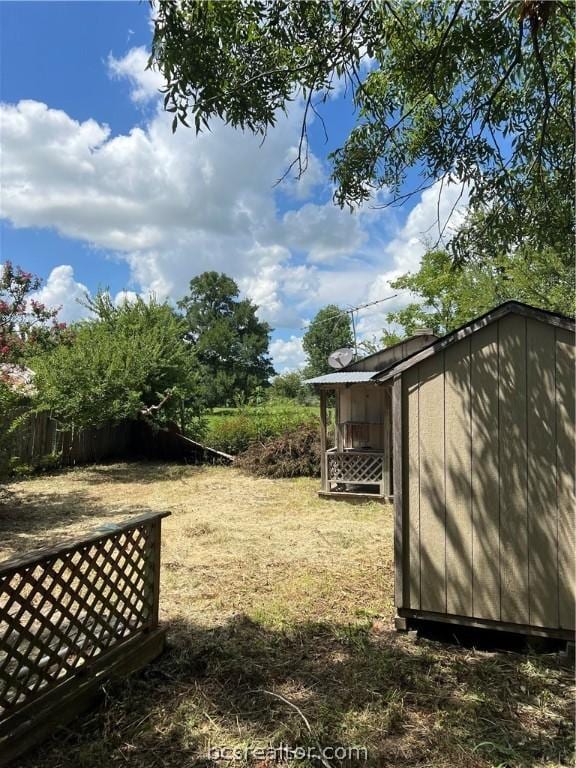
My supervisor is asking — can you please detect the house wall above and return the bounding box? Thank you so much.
[349,334,437,372]
[398,315,575,634]
[337,385,390,450]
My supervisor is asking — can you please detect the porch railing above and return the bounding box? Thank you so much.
[325,450,390,496]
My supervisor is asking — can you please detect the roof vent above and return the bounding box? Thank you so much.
[413,328,434,336]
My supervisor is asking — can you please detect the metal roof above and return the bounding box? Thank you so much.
[304,371,378,385]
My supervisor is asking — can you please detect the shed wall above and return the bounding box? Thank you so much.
[399,316,575,633]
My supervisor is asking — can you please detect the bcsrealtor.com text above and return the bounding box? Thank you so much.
[207,743,368,762]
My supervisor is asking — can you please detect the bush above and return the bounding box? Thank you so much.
[205,403,317,455]
[0,381,27,478]
[235,423,321,479]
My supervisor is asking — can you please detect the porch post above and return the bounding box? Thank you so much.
[319,388,328,491]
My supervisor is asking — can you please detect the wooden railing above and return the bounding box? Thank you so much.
[325,450,390,496]
[0,511,169,766]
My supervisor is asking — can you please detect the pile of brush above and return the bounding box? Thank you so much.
[235,423,320,479]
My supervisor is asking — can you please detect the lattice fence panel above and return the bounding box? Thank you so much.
[328,453,384,484]
[0,519,159,721]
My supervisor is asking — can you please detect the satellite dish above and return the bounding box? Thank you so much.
[328,348,354,369]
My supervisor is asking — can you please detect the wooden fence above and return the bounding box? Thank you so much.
[9,411,133,467]
[8,412,232,469]
[0,511,169,766]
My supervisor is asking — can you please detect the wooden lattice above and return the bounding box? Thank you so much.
[0,512,167,723]
[327,452,384,484]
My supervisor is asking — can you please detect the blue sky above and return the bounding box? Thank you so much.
[0,1,466,371]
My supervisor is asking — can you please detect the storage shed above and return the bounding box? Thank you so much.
[377,301,575,640]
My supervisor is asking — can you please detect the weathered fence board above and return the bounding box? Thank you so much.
[8,414,232,469]
[0,511,169,765]
[9,412,132,467]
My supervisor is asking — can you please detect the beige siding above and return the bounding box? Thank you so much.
[445,338,473,616]
[527,319,558,627]
[499,314,529,625]
[470,323,501,621]
[556,327,576,630]
[404,366,420,609]
[337,385,385,450]
[401,314,574,633]
[418,354,446,613]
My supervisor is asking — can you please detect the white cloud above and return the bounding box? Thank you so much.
[269,336,306,373]
[107,47,164,104]
[114,290,139,306]
[280,146,327,200]
[354,179,469,337]
[33,265,90,323]
[0,92,375,343]
[0,48,468,370]
[282,202,368,263]
[382,179,468,275]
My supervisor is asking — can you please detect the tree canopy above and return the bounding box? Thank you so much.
[178,271,275,406]
[150,0,574,258]
[302,304,354,377]
[384,245,574,338]
[0,262,67,362]
[32,294,200,428]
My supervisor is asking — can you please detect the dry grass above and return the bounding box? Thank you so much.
[2,463,574,768]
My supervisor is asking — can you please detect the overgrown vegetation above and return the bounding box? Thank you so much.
[0,261,69,362]
[302,304,354,377]
[204,400,318,455]
[383,246,575,339]
[269,370,316,404]
[0,380,25,477]
[235,422,320,478]
[0,262,62,478]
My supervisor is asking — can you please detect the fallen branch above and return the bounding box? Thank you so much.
[260,689,334,768]
[140,390,173,417]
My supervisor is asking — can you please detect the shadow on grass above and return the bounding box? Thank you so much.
[0,491,158,558]
[0,462,204,557]
[17,615,574,768]
[76,461,208,486]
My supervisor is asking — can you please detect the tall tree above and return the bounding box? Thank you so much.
[302,304,354,377]
[385,246,575,338]
[0,262,65,362]
[150,0,574,259]
[178,272,274,406]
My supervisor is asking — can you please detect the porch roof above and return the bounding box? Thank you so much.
[304,371,378,385]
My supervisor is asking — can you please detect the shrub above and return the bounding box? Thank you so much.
[205,404,317,455]
[235,423,321,479]
[0,381,27,478]
[31,293,202,429]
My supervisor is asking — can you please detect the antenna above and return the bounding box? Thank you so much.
[328,347,355,369]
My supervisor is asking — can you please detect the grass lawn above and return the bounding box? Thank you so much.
[1,463,573,768]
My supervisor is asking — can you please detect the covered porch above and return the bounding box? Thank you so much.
[318,381,392,501]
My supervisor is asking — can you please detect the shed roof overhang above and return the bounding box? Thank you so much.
[373,300,575,384]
